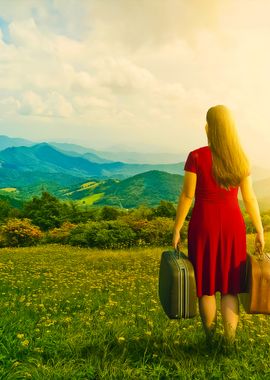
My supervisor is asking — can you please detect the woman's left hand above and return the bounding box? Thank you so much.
[172,228,181,250]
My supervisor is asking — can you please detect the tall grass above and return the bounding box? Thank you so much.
[0,233,269,379]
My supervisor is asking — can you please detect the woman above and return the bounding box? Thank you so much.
[172,104,265,347]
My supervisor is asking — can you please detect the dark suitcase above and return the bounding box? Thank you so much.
[158,248,198,319]
[238,248,270,314]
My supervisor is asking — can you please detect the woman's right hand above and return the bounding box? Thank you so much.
[255,231,265,253]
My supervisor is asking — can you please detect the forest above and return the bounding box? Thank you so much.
[0,191,269,248]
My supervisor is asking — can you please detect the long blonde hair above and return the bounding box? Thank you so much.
[206,105,251,191]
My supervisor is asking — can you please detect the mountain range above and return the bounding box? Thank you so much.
[0,135,269,210]
[0,135,185,164]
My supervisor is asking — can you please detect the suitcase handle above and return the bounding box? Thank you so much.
[255,243,264,261]
[174,246,188,260]
[243,246,270,289]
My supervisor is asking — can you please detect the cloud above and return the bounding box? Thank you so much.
[86,0,220,49]
[0,0,269,166]
[17,90,73,118]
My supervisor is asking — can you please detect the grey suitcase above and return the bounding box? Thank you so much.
[158,249,198,319]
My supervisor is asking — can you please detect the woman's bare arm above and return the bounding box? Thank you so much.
[173,171,197,231]
[239,175,264,234]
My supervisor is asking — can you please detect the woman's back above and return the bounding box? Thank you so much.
[185,145,240,204]
[184,144,247,297]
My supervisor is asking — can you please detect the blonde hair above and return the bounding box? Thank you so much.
[206,104,251,191]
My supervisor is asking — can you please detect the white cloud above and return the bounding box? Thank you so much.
[18,90,73,118]
[0,96,20,115]
[0,0,269,166]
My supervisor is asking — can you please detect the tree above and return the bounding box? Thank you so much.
[23,191,63,231]
[154,200,176,218]
[0,199,12,221]
[99,205,121,220]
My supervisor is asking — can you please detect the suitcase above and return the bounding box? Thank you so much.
[238,247,270,314]
[158,248,198,319]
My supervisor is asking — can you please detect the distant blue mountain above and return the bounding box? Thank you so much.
[0,135,185,165]
[0,143,184,188]
[0,135,34,150]
[0,135,269,211]
[50,142,113,163]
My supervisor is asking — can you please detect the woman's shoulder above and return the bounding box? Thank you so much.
[189,145,210,156]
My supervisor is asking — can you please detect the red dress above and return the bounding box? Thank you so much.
[184,145,247,297]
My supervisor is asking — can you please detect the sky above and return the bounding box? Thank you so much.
[0,0,270,166]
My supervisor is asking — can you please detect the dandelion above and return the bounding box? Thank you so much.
[33,347,44,353]
[17,333,24,339]
[12,361,21,368]
[21,339,29,347]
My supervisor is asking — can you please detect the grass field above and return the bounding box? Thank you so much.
[0,233,269,379]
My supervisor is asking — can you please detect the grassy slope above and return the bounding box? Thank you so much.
[0,233,269,378]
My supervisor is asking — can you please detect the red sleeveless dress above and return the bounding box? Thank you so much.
[184,145,247,297]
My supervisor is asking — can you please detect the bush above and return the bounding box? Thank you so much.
[98,205,121,221]
[69,221,106,248]
[68,216,177,249]
[45,222,77,244]
[102,220,137,249]
[135,217,175,247]
[0,199,12,221]
[69,220,136,249]
[128,205,155,221]
[262,213,270,232]
[0,218,43,247]
[154,200,176,218]
[242,210,256,233]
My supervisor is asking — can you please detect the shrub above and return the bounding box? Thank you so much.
[0,218,43,247]
[128,205,155,221]
[137,217,175,247]
[98,205,121,221]
[242,211,256,233]
[154,200,176,218]
[0,199,12,221]
[45,222,77,244]
[69,221,104,248]
[68,217,177,249]
[69,220,136,249]
[262,213,270,232]
[102,220,137,249]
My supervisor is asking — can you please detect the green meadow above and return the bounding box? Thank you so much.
[0,233,269,379]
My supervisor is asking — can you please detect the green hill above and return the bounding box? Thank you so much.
[59,170,184,208]
[0,143,184,186]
